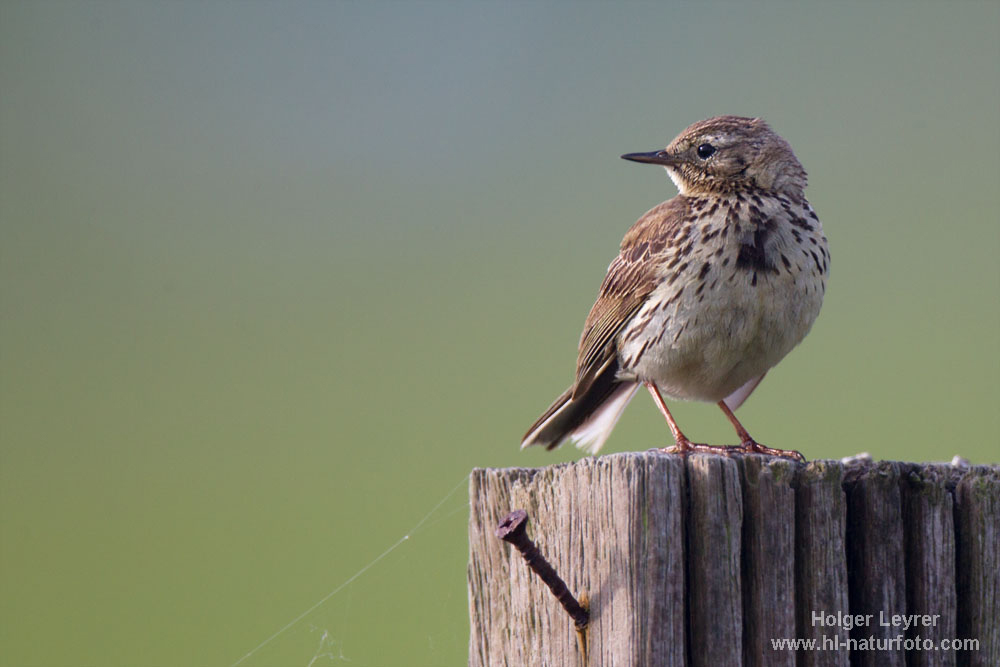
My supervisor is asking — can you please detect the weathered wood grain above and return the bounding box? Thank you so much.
[468,455,998,667]
[900,464,958,667]
[954,466,999,667]
[843,460,907,667]
[738,455,796,667]
[468,452,685,666]
[686,454,743,667]
[794,460,849,667]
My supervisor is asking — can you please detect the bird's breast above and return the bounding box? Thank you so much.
[617,195,828,402]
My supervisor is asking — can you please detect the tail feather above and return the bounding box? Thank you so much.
[521,362,638,454]
[722,372,766,411]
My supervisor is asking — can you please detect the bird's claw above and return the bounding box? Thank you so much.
[649,438,806,462]
[739,439,806,462]
[653,438,744,457]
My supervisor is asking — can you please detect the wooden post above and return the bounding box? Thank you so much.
[468,453,999,666]
[900,464,959,667]
[843,460,908,667]
[686,455,742,666]
[793,460,849,667]
[954,467,1000,667]
[739,456,796,667]
[467,452,686,666]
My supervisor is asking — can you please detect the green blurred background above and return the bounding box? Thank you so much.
[1,2,997,665]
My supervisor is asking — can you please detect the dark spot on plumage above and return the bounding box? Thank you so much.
[736,225,777,274]
[780,253,791,270]
[665,221,687,245]
[661,286,684,311]
[809,249,822,272]
[667,255,681,270]
[751,272,758,286]
[714,245,724,256]
[809,236,817,245]
[789,216,813,231]
[667,262,688,285]
[706,201,719,217]
[710,279,717,289]
[698,261,711,280]
[808,209,819,221]
[721,225,730,238]
[791,229,803,243]
[751,213,775,230]
[751,193,763,206]
[722,256,730,267]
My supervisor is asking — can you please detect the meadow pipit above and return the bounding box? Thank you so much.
[521,116,828,461]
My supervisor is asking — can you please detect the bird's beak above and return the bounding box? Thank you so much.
[621,150,678,166]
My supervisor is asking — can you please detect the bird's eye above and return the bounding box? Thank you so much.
[696,143,716,159]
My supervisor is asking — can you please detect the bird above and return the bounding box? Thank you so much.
[521,115,828,461]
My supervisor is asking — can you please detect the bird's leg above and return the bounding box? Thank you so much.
[716,401,806,462]
[645,383,739,456]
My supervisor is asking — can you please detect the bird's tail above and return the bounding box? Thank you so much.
[521,371,638,455]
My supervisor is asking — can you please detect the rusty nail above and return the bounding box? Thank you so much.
[495,509,589,629]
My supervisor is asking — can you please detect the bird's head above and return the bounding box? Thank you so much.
[622,115,807,197]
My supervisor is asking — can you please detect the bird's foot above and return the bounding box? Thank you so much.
[739,439,806,462]
[654,437,743,457]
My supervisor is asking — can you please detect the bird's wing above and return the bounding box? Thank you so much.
[573,197,687,398]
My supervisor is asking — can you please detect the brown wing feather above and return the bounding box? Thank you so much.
[573,197,689,398]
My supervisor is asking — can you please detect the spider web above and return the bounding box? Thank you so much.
[230,474,471,666]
